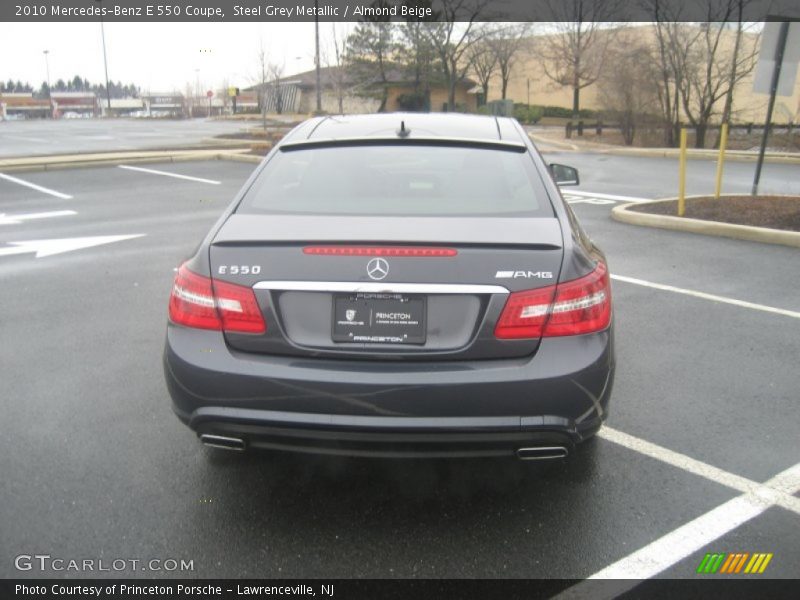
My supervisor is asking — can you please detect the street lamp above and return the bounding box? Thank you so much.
[195,69,201,117]
[314,0,321,114]
[527,78,530,111]
[43,50,52,118]
[96,0,112,112]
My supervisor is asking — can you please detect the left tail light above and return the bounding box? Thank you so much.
[168,263,266,334]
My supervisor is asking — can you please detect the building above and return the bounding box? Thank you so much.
[108,98,146,116]
[50,92,99,117]
[252,66,479,115]
[486,24,800,125]
[143,94,186,117]
[1,92,100,119]
[0,92,50,119]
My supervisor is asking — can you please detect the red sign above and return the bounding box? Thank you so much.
[206,90,213,98]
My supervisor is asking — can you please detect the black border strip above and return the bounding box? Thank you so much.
[3,0,799,23]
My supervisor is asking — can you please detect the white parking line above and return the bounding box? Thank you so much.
[611,274,800,320]
[567,190,650,203]
[0,210,77,225]
[598,427,758,494]
[3,135,49,144]
[600,428,800,519]
[0,173,73,199]
[587,462,800,580]
[118,165,221,185]
[553,460,800,597]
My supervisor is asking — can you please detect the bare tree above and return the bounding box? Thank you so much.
[398,17,441,109]
[183,82,193,118]
[598,35,660,145]
[682,22,758,148]
[423,0,492,111]
[326,24,350,114]
[320,24,352,113]
[647,0,685,146]
[716,1,759,146]
[539,0,620,119]
[489,23,531,100]
[347,15,395,111]
[255,41,270,131]
[220,77,230,114]
[268,62,285,114]
[646,1,759,148]
[468,39,498,102]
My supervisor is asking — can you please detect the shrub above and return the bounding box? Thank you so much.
[536,105,595,119]
[397,92,429,112]
[513,104,543,124]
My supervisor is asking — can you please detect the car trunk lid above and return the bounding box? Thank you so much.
[210,215,564,360]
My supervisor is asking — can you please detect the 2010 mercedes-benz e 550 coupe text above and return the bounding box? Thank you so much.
[163,113,614,460]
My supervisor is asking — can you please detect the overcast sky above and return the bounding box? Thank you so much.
[0,22,354,92]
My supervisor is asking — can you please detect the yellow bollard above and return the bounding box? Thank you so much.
[678,128,687,216]
[714,122,729,199]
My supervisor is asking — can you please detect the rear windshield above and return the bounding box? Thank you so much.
[237,143,554,217]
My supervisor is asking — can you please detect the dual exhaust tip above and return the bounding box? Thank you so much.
[199,435,569,460]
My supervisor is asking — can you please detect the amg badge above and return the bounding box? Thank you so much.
[495,270,554,279]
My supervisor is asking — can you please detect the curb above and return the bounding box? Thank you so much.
[611,196,800,248]
[596,148,800,164]
[0,148,254,173]
[528,134,800,164]
[528,134,579,151]
[199,137,255,147]
[217,152,264,164]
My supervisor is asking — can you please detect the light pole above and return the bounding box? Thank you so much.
[314,0,321,114]
[195,69,200,117]
[752,20,790,196]
[43,50,52,118]
[96,0,111,113]
[527,78,530,111]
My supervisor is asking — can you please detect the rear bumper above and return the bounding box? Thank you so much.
[164,324,614,458]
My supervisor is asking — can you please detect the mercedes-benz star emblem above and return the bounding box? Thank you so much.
[366,258,389,280]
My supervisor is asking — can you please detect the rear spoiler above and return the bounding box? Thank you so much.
[278,137,528,153]
[212,215,563,249]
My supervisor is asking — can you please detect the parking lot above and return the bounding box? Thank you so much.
[0,118,245,158]
[1,156,798,584]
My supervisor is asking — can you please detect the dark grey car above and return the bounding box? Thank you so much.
[163,113,614,460]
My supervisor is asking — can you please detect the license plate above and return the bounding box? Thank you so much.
[332,293,426,344]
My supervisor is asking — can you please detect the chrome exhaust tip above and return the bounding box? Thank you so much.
[516,446,569,460]
[200,434,246,451]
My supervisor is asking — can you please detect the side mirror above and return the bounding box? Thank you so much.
[550,163,580,186]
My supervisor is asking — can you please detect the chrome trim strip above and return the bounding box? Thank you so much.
[253,281,509,294]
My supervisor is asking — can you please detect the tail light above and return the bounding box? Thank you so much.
[169,264,266,334]
[495,262,611,339]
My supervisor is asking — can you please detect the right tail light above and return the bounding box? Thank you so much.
[495,262,611,339]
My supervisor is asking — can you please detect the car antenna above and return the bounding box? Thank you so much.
[397,120,411,138]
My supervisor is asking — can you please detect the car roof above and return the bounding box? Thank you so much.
[283,113,525,145]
